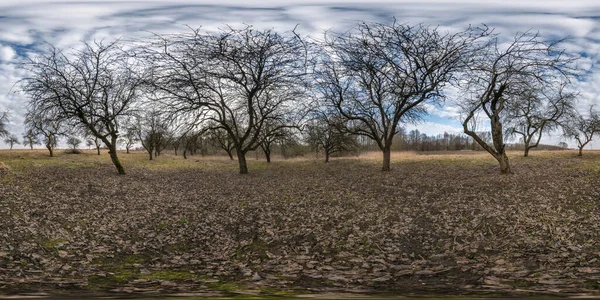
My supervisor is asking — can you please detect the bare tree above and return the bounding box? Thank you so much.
[505,83,576,157]
[459,31,576,173]
[134,110,170,160]
[305,115,358,163]
[317,21,487,171]
[258,120,298,163]
[118,124,138,154]
[170,134,183,156]
[22,129,40,150]
[557,141,569,149]
[154,127,172,158]
[563,107,600,156]
[168,125,191,156]
[141,25,309,174]
[3,134,20,150]
[207,127,235,160]
[20,41,145,174]
[24,110,64,157]
[66,136,82,151]
[0,112,8,138]
[83,128,102,155]
[181,130,204,159]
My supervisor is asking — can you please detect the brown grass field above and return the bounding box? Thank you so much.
[1,149,600,297]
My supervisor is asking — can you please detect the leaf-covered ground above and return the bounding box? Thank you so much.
[1,149,600,297]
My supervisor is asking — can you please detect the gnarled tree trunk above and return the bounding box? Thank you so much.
[46,144,53,157]
[463,102,513,174]
[108,145,126,175]
[495,152,511,174]
[264,148,271,163]
[382,147,391,171]
[237,148,248,174]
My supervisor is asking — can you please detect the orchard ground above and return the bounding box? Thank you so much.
[1,149,600,298]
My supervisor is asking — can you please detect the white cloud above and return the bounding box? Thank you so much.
[423,103,462,119]
[0,45,16,62]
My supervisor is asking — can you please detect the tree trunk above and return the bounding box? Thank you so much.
[183,150,187,159]
[30,144,33,150]
[496,152,511,174]
[108,146,126,175]
[96,146,101,155]
[578,146,584,156]
[490,113,512,174]
[382,147,391,171]
[325,151,330,163]
[226,149,234,160]
[47,144,53,157]
[148,149,153,160]
[264,148,271,163]
[126,147,130,154]
[523,134,536,157]
[237,149,248,174]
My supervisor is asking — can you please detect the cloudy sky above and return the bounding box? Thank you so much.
[1,0,600,149]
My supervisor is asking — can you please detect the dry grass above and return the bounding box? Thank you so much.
[1,149,600,297]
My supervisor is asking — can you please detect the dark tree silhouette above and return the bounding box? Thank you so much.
[0,112,9,139]
[140,25,309,174]
[505,83,576,157]
[207,127,235,160]
[24,110,64,157]
[66,136,81,150]
[134,110,170,160]
[305,115,358,163]
[3,134,20,150]
[459,32,576,173]
[317,21,487,171]
[563,107,600,157]
[22,129,41,150]
[20,41,145,174]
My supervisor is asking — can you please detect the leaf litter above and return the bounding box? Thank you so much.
[0,150,600,297]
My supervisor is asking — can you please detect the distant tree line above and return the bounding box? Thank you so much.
[13,20,595,175]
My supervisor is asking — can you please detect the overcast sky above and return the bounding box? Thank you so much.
[1,0,600,149]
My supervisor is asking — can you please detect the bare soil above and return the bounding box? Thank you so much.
[1,149,600,298]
